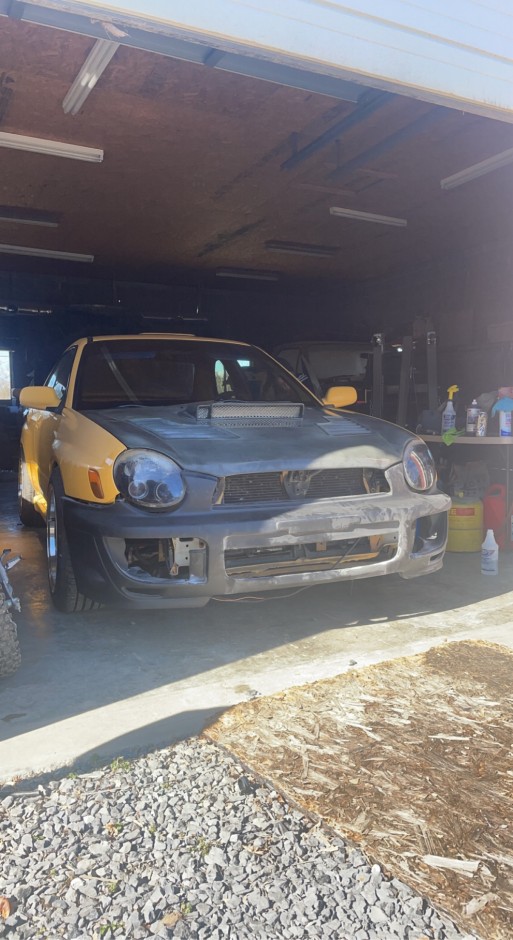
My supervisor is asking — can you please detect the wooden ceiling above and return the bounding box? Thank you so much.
[1,18,513,286]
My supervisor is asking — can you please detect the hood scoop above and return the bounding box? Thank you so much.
[319,417,371,437]
[196,401,304,428]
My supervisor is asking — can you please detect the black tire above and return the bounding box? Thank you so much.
[46,469,98,613]
[18,452,44,528]
[0,596,21,678]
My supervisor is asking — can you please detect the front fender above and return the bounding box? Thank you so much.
[53,409,125,503]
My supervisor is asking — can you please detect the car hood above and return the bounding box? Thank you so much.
[82,405,415,475]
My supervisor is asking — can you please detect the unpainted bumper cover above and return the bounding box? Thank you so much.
[62,480,451,608]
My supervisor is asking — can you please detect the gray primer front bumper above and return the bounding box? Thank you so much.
[64,465,451,608]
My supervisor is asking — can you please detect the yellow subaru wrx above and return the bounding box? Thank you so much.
[18,334,449,612]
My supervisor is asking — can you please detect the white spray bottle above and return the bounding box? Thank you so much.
[441,385,459,432]
[481,529,499,576]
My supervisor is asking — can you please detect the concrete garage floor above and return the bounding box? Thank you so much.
[1,480,513,784]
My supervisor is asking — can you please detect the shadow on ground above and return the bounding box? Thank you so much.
[1,480,513,777]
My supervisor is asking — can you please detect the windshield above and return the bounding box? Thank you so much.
[73,339,318,410]
[307,345,369,382]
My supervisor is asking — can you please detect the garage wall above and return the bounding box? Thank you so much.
[347,239,513,348]
[0,276,362,385]
[343,237,513,400]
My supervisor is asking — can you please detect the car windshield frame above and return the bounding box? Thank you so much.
[72,338,321,411]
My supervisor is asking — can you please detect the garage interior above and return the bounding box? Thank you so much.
[1,8,513,935]
[1,13,513,429]
[1,2,513,774]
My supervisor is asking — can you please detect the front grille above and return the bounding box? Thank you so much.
[225,538,397,578]
[224,472,284,503]
[221,468,389,504]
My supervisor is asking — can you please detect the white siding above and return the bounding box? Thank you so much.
[27,0,513,119]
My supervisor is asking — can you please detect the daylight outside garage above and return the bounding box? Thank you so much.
[0,3,513,938]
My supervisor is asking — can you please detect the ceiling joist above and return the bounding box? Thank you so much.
[328,109,445,184]
[280,91,391,172]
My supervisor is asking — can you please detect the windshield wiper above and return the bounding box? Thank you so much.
[114,403,146,409]
[101,346,141,404]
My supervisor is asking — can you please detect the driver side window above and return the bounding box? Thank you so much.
[45,347,76,401]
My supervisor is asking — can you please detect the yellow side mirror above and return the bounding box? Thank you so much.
[19,386,61,410]
[323,385,358,408]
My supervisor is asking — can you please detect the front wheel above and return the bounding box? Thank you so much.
[46,470,97,613]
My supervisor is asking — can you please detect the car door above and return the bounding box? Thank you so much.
[23,347,77,504]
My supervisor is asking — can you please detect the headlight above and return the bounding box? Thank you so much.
[114,449,186,510]
[403,440,436,492]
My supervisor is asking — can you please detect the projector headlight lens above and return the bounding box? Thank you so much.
[114,449,186,510]
[403,440,436,492]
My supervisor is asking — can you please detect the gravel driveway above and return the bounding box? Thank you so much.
[1,739,474,940]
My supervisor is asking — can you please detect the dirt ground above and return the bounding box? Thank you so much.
[206,640,513,940]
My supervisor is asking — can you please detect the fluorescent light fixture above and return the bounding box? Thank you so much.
[265,241,339,258]
[63,39,120,116]
[216,267,279,281]
[359,169,398,181]
[0,244,94,263]
[0,206,60,228]
[0,306,53,316]
[440,146,513,191]
[0,132,103,163]
[295,183,355,198]
[330,206,407,227]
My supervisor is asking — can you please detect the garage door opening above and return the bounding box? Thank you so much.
[2,18,513,940]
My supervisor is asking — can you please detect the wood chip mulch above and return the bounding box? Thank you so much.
[206,640,513,940]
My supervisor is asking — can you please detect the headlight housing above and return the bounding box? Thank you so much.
[114,449,186,511]
[403,440,436,492]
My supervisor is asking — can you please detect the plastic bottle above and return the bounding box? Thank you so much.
[466,399,479,435]
[441,385,459,432]
[481,528,499,575]
[499,411,512,437]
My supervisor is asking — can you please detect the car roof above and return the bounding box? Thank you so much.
[72,334,251,347]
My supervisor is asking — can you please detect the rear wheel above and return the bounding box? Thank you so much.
[46,469,97,613]
[18,452,44,528]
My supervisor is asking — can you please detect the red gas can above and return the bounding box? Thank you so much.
[483,484,507,549]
